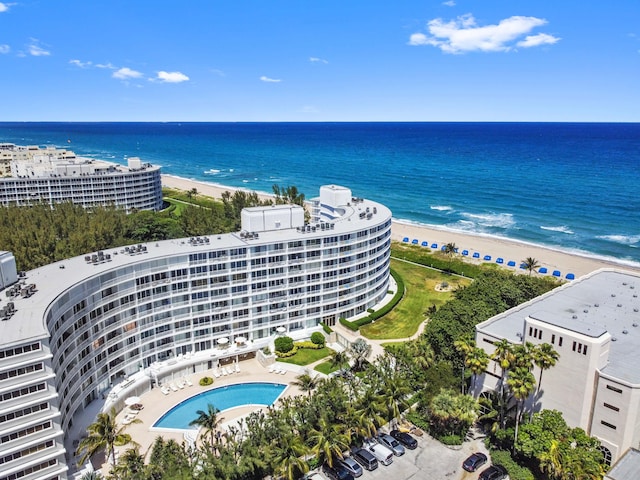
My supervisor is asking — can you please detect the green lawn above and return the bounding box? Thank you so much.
[359,258,471,340]
[314,361,340,375]
[277,347,334,366]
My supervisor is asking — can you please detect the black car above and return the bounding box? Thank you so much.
[322,462,355,480]
[479,464,508,480]
[462,452,488,472]
[389,429,418,449]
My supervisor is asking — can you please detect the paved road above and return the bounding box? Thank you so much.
[313,433,491,480]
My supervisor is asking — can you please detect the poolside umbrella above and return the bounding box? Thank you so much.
[235,336,246,344]
[276,326,286,334]
[125,396,141,406]
[217,337,229,345]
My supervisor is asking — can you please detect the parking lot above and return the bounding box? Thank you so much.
[311,433,491,480]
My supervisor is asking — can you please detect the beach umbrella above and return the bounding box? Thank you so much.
[276,326,286,334]
[235,336,247,344]
[217,337,229,345]
[124,396,141,406]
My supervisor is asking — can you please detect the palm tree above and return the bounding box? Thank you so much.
[443,242,457,271]
[76,408,139,467]
[409,339,435,370]
[533,343,560,394]
[348,338,372,371]
[521,257,541,276]
[491,339,515,427]
[380,374,411,422]
[330,350,350,371]
[454,338,475,393]
[292,370,319,397]
[354,387,386,437]
[506,366,536,446]
[112,447,146,480]
[309,417,351,467]
[466,347,490,396]
[539,439,564,480]
[270,433,310,480]
[189,403,224,450]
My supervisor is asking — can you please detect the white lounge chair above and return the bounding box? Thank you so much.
[170,383,179,392]
[185,377,193,387]
[235,363,240,373]
[222,367,228,376]
[213,368,221,378]
[280,368,287,375]
[268,365,275,373]
[161,386,170,395]
[178,381,185,389]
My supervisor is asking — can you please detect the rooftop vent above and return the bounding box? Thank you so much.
[617,304,622,307]
[572,315,578,319]
[594,303,599,307]
[623,329,628,334]
[583,309,589,313]
[611,294,616,297]
[612,337,618,342]
[633,322,638,327]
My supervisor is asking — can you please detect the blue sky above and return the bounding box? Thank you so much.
[1,1,639,122]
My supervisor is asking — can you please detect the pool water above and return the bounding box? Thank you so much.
[153,382,287,430]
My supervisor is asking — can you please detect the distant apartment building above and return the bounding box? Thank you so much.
[0,143,162,212]
[0,185,392,479]
[475,269,640,466]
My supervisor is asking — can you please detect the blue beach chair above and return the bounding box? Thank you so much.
[496,258,504,264]
[472,252,480,259]
[462,250,469,256]
[483,255,492,261]
[431,243,438,249]
[538,267,548,274]
[566,273,575,280]
[421,241,428,247]
[507,260,516,267]
[552,270,561,277]
[411,239,418,245]
[402,237,409,243]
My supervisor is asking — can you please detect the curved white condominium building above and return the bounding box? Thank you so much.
[0,144,162,212]
[0,185,392,480]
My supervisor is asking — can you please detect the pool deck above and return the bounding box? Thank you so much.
[105,359,306,470]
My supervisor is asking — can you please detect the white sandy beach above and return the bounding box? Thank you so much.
[162,174,639,279]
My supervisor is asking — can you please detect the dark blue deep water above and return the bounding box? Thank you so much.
[1,122,639,264]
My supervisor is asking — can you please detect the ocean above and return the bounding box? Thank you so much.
[1,122,639,265]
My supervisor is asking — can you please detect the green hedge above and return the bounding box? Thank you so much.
[275,346,299,358]
[274,340,324,357]
[310,332,326,345]
[199,376,214,386]
[339,268,405,331]
[489,450,535,480]
[320,322,333,334]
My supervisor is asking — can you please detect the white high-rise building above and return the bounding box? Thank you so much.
[476,269,640,466]
[0,144,162,212]
[0,185,392,479]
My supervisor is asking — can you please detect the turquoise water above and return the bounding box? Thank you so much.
[153,382,287,430]
[1,122,639,264]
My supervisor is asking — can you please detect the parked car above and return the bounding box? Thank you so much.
[479,464,508,480]
[351,447,379,471]
[377,433,405,456]
[337,456,363,478]
[390,429,418,449]
[462,452,488,472]
[322,462,355,480]
[365,441,394,466]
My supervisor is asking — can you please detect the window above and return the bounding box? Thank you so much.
[558,336,563,347]
[600,420,616,430]
[603,402,620,412]
[606,385,623,394]
[551,334,556,344]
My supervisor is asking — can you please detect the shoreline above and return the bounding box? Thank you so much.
[161,174,640,279]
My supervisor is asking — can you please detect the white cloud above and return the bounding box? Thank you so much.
[517,33,561,48]
[28,39,50,56]
[0,3,10,13]
[443,1,456,6]
[113,67,143,80]
[95,62,116,69]
[0,44,9,54]
[309,57,328,64]
[210,68,226,77]
[409,14,558,54]
[69,59,92,68]
[155,71,189,83]
[260,75,281,83]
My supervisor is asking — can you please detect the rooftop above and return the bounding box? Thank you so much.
[605,448,640,480]
[477,269,640,384]
[0,191,391,346]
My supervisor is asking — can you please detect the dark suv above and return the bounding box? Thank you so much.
[479,465,508,480]
[322,462,355,480]
[462,452,488,472]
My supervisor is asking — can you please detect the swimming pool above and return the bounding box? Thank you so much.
[153,382,287,430]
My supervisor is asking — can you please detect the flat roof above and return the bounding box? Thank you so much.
[477,269,640,384]
[0,193,391,347]
[606,448,640,480]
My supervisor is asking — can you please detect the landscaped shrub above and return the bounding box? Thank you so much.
[310,332,325,345]
[275,346,299,358]
[274,336,294,353]
[199,376,214,386]
[489,450,535,480]
[320,322,333,334]
[296,340,323,350]
[439,434,463,446]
